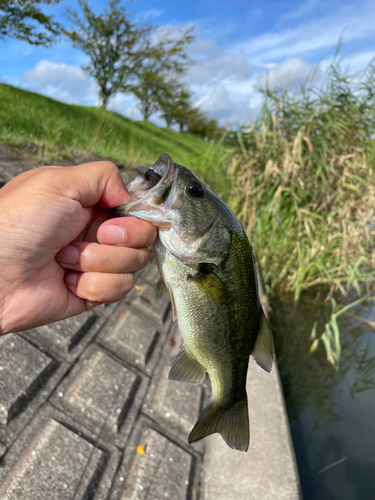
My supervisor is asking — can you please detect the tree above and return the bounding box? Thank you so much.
[132,27,195,121]
[0,0,61,46]
[157,80,183,127]
[64,0,150,108]
[156,80,195,128]
[133,71,163,120]
[168,88,193,131]
[187,109,221,140]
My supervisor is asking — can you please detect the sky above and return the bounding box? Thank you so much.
[1,0,375,126]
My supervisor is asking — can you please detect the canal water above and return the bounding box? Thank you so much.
[270,292,375,500]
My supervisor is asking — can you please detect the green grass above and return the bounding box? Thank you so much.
[0,83,231,199]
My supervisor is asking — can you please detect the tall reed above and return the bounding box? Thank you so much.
[229,55,375,301]
[228,54,375,368]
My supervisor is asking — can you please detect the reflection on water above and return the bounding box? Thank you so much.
[270,292,375,500]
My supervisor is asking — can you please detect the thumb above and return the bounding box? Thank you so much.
[59,161,132,208]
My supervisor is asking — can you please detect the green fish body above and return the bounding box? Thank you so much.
[114,154,273,451]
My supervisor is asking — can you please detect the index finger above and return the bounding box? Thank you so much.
[97,217,157,248]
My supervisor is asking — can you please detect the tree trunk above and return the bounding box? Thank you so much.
[100,89,110,109]
[143,105,150,120]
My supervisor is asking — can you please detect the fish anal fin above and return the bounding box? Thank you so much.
[187,265,229,304]
[252,309,274,373]
[189,397,249,452]
[154,278,167,300]
[168,344,206,385]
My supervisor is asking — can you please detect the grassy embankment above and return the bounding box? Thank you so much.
[227,55,375,368]
[0,82,230,199]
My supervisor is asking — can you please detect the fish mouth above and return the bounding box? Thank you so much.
[111,153,178,225]
[135,153,174,190]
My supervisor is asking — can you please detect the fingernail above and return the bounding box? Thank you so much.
[56,244,79,264]
[65,272,78,288]
[100,224,126,244]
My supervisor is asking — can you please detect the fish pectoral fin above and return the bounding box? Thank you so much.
[187,265,229,304]
[168,344,206,385]
[155,279,178,321]
[252,309,274,373]
[166,284,178,321]
[189,397,249,452]
[154,278,167,300]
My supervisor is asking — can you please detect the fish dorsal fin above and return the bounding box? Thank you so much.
[169,343,206,385]
[187,265,229,304]
[154,278,167,299]
[252,309,274,373]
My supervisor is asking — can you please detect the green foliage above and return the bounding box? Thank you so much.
[132,27,195,121]
[0,0,60,46]
[229,55,375,303]
[64,0,150,109]
[157,80,192,128]
[132,69,164,121]
[168,89,194,132]
[0,83,229,197]
[187,108,223,141]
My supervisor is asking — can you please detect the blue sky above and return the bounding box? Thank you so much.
[1,0,375,125]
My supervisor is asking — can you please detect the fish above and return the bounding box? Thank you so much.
[113,153,273,452]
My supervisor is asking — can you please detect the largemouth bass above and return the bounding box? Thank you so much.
[113,153,273,452]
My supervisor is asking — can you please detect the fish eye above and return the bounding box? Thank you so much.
[187,182,204,198]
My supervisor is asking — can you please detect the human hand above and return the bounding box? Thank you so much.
[0,161,156,334]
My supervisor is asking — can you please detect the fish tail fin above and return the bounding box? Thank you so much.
[188,397,249,452]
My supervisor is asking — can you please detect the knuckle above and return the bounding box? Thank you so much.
[83,273,103,301]
[120,273,135,294]
[97,161,118,175]
[79,271,135,303]
[139,223,156,246]
[135,248,150,269]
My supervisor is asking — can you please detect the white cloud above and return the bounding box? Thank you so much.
[108,93,168,127]
[186,51,254,85]
[143,8,164,19]
[257,58,322,90]
[283,0,320,20]
[334,50,375,72]
[198,85,255,124]
[20,60,98,104]
[236,1,375,62]
[108,93,142,121]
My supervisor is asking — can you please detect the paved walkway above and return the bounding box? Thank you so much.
[0,143,301,500]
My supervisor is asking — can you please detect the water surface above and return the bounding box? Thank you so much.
[271,292,375,500]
